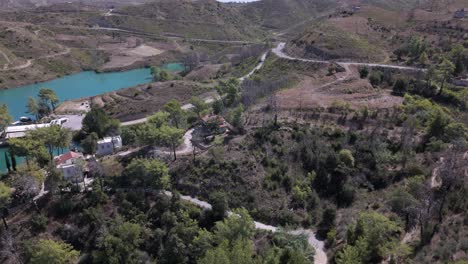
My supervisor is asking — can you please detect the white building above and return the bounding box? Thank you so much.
[54,151,85,183]
[96,136,123,156]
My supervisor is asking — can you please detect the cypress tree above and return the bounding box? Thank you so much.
[4,152,11,173]
[9,150,16,171]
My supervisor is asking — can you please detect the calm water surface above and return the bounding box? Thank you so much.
[0,63,184,172]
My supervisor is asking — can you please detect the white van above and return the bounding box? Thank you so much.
[50,118,69,126]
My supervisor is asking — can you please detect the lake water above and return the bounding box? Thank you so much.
[0,63,184,173]
[0,63,184,119]
[0,68,152,120]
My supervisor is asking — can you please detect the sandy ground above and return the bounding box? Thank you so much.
[56,99,91,114]
[277,67,403,110]
[100,37,167,69]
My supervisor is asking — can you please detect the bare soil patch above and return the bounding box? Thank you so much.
[98,37,178,70]
[185,64,223,82]
[277,68,403,110]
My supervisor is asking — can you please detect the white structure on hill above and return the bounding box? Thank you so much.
[54,151,85,183]
[96,136,123,156]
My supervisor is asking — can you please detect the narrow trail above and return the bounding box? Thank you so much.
[239,51,269,82]
[164,191,328,264]
[0,46,70,72]
[0,50,11,70]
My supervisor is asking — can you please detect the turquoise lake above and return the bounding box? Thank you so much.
[0,68,152,120]
[0,63,184,173]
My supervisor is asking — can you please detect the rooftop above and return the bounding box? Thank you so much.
[54,151,84,165]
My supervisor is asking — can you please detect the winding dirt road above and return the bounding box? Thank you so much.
[272,42,424,72]
[164,191,328,264]
[0,46,70,72]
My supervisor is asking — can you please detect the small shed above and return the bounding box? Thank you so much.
[96,136,123,156]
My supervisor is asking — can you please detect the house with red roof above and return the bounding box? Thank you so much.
[54,151,85,183]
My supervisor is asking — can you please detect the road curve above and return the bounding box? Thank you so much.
[272,42,424,72]
[0,47,70,72]
[163,190,327,264]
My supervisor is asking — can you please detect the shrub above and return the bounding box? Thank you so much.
[369,71,383,87]
[359,67,369,78]
[393,79,407,95]
[338,149,355,167]
[31,214,48,233]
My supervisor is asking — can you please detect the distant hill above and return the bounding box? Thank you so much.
[102,0,267,40]
[0,0,149,10]
[241,0,337,30]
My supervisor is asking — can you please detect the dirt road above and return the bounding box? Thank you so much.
[164,191,328,264]
[0,46,70,72]
[272,42,424,72]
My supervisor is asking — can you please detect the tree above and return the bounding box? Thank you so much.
[0,104,12,133]
[336,239,368,264]
[82,108,120,138]
[212,100,224,115]
[0,182,12,229]
[45,166,64,195]
[183,52,200,72]
[147,111,170,127]
[28,126,72,160]
[93,221,142,264]
[210,192,228,221]
[230,104,244,130]
[142,111,184,160]
[150,67,171,82]
[164,99,183,128]
[123,158,170,190]
[393,79,407,95]
[190,97,208,119]
[4,152,11,173]
[436,58,455,95]
[8,137,49,167]
[26,97,40,120]
[214,208,255,244]
[345,212,403,262]
[338,149,355,167]
[426,108,450,140]
[158,125,184,160]
[419,51,429,66]
[359,67,369,78]
[81,132,99,155]
[453,57,465,77]
[369,71,383,87]
[29,239,79,264]
[217,78,240,107]
[38,88,59,112]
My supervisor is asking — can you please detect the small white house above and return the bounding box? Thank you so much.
[96,136,123,156]
[54,151,85,183]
